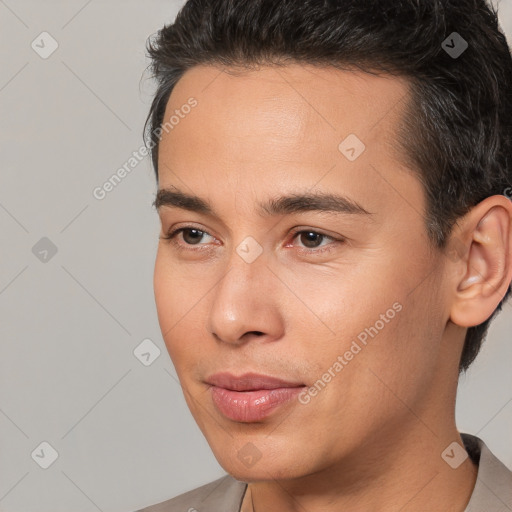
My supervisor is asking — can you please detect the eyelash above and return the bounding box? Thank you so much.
[160,226,343,256]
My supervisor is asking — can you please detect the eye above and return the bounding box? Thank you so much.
[160,225,343,256]
[294,230,330,249]
[160,226,215,246]
[288,229,342,255]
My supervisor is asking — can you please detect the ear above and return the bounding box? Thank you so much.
[448,195,512,328]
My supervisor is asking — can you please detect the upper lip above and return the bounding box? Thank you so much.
[205,372,305,391]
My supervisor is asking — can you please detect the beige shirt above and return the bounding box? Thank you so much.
[136,434,512,511]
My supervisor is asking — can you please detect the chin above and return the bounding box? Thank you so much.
[219,463,302,483]
[210,442,311,482]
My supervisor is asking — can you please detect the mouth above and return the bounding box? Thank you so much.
[205,372,307,422]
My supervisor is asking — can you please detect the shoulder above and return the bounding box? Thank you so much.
[462,433,512,511]
[135,474,248,512]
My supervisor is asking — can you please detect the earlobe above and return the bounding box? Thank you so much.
[449,196,512,328]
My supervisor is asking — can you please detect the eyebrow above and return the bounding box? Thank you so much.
[153,186,373,218]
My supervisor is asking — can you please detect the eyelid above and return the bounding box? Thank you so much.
[161,224,344,254]
[287,227,339,244]
[286,227,343,255]
[161,224,216,243]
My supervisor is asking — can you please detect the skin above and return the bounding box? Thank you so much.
[153,63,512,512]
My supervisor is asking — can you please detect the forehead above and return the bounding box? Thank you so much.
[161,62,411,163]
[157,63,418,218]
[166,63,410,133]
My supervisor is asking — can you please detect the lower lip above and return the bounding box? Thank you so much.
[210,386,304,422]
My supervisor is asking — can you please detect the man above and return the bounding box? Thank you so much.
[137,0,512,510]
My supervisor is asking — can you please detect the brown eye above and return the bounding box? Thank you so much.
[161,226,214,246]
[298,231,326,248]
[181,228,205,245]
[288,228,344,256]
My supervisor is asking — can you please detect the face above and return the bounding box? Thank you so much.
[153,64,454,482]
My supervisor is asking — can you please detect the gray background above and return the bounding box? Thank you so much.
[0,1,511,511]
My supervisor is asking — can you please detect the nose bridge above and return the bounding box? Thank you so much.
[219,229,269,296]
[206,239,280,343]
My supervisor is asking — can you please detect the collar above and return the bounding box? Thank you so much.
[461,433,512,511]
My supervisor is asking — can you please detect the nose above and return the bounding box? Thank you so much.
[206,250,285,346]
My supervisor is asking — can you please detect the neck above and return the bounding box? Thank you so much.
[241,422,478,512]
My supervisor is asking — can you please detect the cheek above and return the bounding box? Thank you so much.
[281,261,399,353]
[346,278,444,411]
[154,253,195,361]
[299,260,437,398]
[154,251,203,326]
[153,255,175,332]
[153,251,223,383]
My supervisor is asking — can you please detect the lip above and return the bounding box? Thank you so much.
[205,372,305,391]
[205,372,306,422]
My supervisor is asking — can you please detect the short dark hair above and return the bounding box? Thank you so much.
[144,0,512,373]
